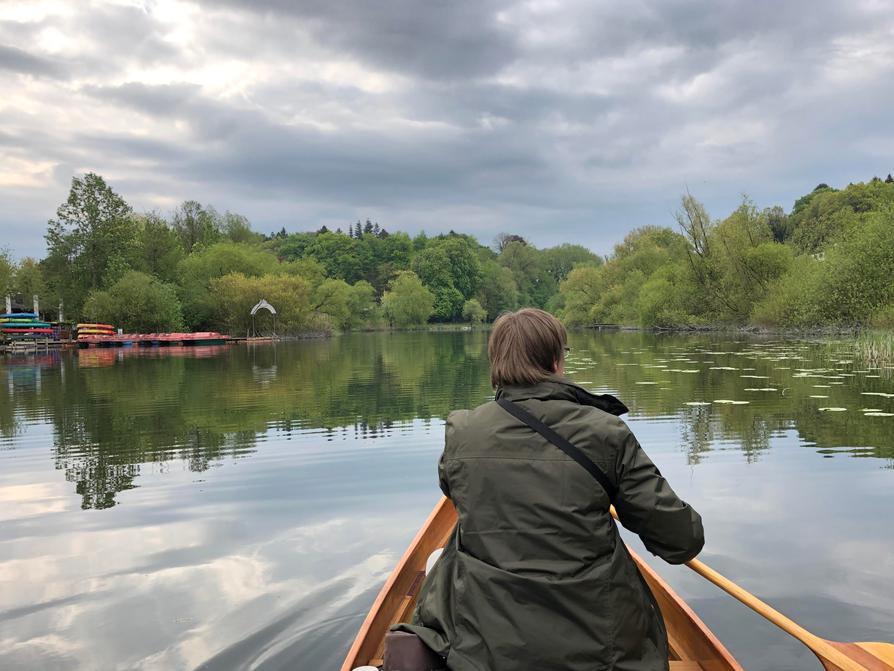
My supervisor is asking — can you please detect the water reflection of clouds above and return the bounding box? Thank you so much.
[0,482,69,521]
[0,418,444,669]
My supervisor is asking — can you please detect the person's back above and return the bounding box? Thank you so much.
[397,309,704,671]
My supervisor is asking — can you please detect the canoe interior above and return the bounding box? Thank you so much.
[342,497,743,671]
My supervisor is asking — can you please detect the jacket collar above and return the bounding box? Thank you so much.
[495,375,628,416]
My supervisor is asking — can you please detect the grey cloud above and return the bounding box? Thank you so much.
[76,3,183,68]
[3,0,894,259]
[83,82,201,117]
[0,44,67,78]
[201,0,520,80]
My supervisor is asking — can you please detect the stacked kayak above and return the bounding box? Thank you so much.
[1,313,54,340]
[76,323,116,340]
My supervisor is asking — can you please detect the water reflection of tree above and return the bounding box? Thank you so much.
[570,331,894,465]
[1,333,493,509]
[4,331,893,509]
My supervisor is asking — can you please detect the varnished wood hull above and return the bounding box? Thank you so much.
[342,497,743,671]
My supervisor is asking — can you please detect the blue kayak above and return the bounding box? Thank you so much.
[0,322,52,328]
[0,313,38,319]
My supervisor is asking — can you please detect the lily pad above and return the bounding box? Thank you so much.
[685,401,711,406]
[743,387,777,392]
[818,407,847,412]
[864,412,894,417]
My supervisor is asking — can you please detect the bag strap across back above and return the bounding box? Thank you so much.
[496,397,617,502]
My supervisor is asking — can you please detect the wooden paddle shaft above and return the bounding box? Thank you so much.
[606,506,865,671]
[684,558,865,671]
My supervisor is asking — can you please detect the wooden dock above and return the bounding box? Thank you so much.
[74,332,231,347]
[0,338,64,355]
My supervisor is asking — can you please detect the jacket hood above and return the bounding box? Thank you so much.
[495,375,629,416]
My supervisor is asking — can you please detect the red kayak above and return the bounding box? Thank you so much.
[1,327,54,334]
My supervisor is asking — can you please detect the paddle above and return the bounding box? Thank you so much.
[685,557,894,671]
[609,507,894,670]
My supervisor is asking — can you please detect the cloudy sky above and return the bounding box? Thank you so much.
[2,0,893,259]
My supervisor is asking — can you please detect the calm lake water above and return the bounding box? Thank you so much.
[1,332,892,670]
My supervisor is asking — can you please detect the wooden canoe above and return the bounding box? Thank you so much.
[342,496,743,671]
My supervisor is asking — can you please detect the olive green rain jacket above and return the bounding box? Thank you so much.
[396,377,704,671]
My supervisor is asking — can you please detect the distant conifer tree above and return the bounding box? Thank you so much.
[886,174,893,183]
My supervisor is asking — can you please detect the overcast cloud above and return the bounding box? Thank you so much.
[1,0,893,258]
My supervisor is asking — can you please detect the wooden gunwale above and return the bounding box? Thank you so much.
[341,496,742,671]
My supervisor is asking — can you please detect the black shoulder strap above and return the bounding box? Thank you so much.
[496,397,617,502]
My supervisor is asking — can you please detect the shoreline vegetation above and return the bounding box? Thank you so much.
[2,172,894,341]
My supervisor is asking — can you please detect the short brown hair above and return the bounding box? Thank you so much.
[488,308,567,388]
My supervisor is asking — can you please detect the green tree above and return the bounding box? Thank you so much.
[499,241,554,308]
[269,232,315,261]
[12,258,48,307]
[806,207,894,324]
[382,271,434,326]
[559,227,692,326]
[476,260,519,319]
[312,278,354,330]
[0,249,13,298]
[751,255,823,327]
[279,257,327,286]
[83,271,183,332]
[411,245,459,320]
[434,236,482,298]
[305,232,371,284]
[137,212,184,283]
[311,278,380,329]
[208,272,320,334]
[409,237,480,321]
[44,173,138,314]
[462,298,487,324]
[787,180,894,254]
[542,244,602,284]
[635,261,703,327]
[363,232,413,294]
[674,195,791,324]
[346,280,377,328]
[221,212,263,244]
[558,266,603,326]
[172,201,221,252]
[177,242,278,328]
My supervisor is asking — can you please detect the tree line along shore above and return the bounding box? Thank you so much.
[2,172,893,336]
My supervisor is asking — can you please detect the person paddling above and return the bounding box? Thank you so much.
[395,308,704,671]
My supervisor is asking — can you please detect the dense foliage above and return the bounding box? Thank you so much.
[559,177,894,329]
[11,172,601,333]
[6,171,894,333]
